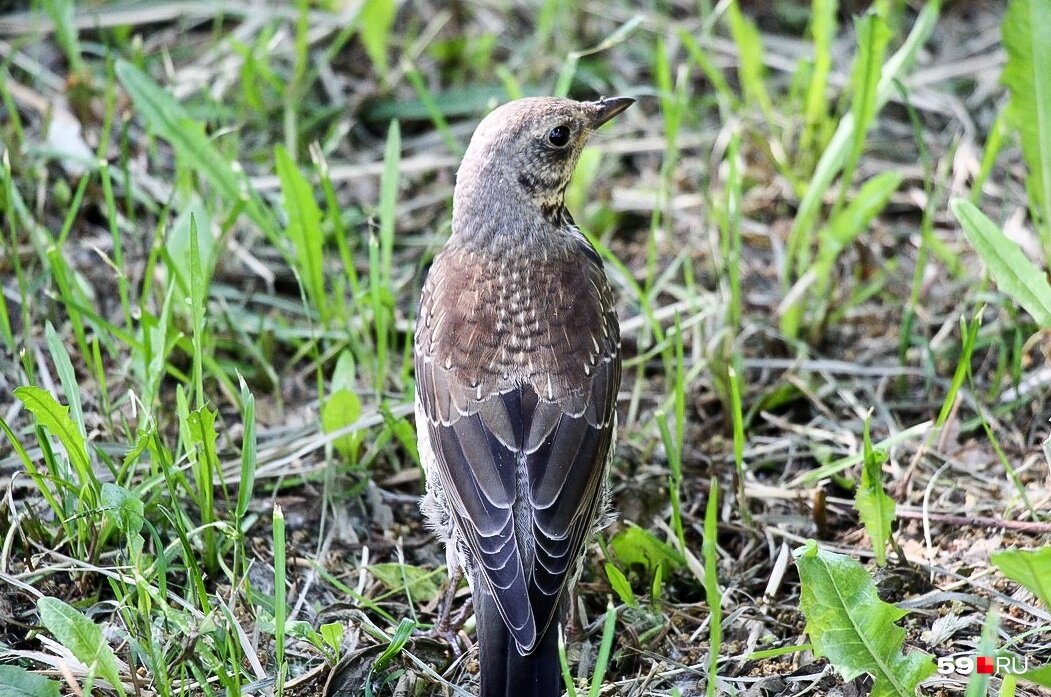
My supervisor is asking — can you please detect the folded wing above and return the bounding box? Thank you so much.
[415,241,620,651]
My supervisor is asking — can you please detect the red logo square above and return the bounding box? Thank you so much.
[977,656,994,674]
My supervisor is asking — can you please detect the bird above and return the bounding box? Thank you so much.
[414,95,632,697]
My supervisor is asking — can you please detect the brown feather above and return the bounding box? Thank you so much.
[413,96,631,682]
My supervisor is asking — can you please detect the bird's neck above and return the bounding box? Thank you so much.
[451,170,572,252]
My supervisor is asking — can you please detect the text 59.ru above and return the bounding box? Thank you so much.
[936,655,1030,676]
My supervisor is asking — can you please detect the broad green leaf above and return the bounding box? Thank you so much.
[1019,663,1051,687]
[37,597,127,696]
[14,386,94,490]
[322,390,363,460]
[323,350,364,460]
[369,562,445,603]
[101,482,144,535]
[0,666,60,697]
[275,144,327,320]
[990,546,1051,608]
[854,416,894,565]
[610,524,685,581]
[284,619,319,643]
[951,199,1051,326]
[320,622,345,655]
[795,541,935,696]
[331,349,357,393]
[1002,0,1051,254]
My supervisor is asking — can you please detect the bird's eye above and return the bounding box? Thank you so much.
[547,125,571,148]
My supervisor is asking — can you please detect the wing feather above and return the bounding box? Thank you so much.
[415,239,620,653]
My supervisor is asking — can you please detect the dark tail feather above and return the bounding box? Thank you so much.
[476,586,562,697]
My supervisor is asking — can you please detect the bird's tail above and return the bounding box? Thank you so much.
[475,585,562,697]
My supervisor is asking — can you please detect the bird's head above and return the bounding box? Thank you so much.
[453,96,634,230]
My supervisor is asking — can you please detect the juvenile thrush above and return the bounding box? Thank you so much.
[414,95,632,697]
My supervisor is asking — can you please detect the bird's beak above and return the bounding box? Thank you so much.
[586,96,635,128]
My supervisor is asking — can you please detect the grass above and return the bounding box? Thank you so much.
[1,1,1050,696]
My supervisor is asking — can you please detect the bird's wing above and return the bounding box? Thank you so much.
[415,242,620,652]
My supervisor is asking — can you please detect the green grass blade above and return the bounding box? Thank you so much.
[114,60,281,245]
[553,15,643,97]
[273,503,287,695]
[837,13,892,209]
[275,144,328,322]
[42,0,84,74]
[558,626,579,697]
[966,611,999,697]
[359,0,396,78]
[45,321,86,441]
[1002,0,1051,257]
[785,1,939,283]
[370,120,401,391]
[800,0,838,158]
[704,480,722,697]
[587,601,618,697]
[405,66,461,154]
[370,617,417,677]
[781,171,902,338]
[937,312,979,430]
[680,31,738,114]
[189,216,206,408]
[727,366,750,526]
[186,405,220,572]
[971,108,1009,205]
[236,376,257,522]
[726,2,773,120]
[0,416,69,534]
